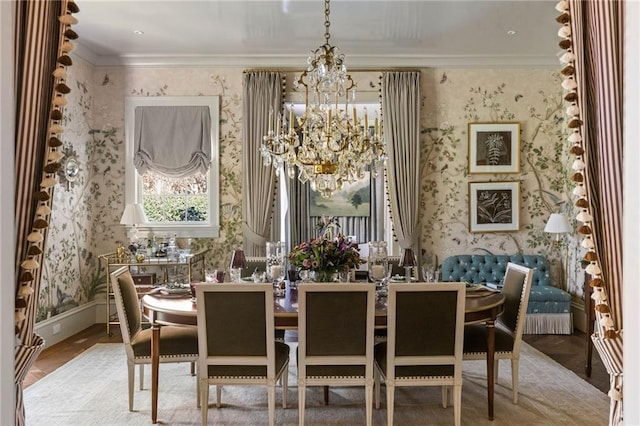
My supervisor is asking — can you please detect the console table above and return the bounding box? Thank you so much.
[99,248,209,335]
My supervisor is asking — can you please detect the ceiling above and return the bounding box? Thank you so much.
[73,0,561,68]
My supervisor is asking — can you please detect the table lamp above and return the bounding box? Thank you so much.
[229,249,247,283]
[120,203,148,243]
[399,248,417,282]
[544,213,571,242]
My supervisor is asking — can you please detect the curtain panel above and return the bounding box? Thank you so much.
[13,1,78,424]
[381,71,421,259]
[242,71,282,256]
[561,1,624,424]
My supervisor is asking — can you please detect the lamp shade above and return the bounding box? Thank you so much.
[120,203,148,226]
[544,213,571,234]
[399,248,417,267]
[229,249,247,269]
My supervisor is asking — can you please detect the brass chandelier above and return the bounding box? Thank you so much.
[260,0,386,198]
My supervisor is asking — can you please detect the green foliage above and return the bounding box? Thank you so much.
[143,195,208,222]
[350,193,363,209]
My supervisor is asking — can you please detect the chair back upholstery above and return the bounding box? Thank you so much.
[298,283,375,378]
[196,283,275,378]
[388,256,418,279]
[386,282,466,379]
[110,266,142,345]
[241,256,267,278]
[498,262,533,338]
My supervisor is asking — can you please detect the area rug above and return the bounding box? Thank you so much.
[24,342,608,425]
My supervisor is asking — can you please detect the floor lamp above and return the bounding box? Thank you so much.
[544,212,572,290]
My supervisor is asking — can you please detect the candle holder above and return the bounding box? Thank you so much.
[266,241,286,285]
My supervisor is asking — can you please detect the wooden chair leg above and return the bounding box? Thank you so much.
[324,386,329,405]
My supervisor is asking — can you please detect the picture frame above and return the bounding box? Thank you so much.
[310,171,371,217]
[468,122,520,174]
[469,181,520,233]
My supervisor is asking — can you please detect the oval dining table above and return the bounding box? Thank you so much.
[141,282,505,424]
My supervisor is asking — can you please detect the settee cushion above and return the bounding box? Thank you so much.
[440,254,572,334]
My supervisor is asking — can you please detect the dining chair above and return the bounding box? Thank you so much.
[241,256,267,278]
[462,262,534,403]
[374,282,466,426]
[387,256,418,279]
[195,283,290,426]
[110,266,199,411]
[297,282,376,426]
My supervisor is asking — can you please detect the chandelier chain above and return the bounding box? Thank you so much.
[324,0,331,45]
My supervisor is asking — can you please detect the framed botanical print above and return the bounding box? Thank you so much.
[469,181,520,233]
[468,122,520,174]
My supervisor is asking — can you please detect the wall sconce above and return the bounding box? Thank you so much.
[544,212,572,242]
[120,203,147,243]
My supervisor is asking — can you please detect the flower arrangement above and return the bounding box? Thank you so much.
[288,234,364,277]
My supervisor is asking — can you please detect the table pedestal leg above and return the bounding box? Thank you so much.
[486,320,496,421]
[151,323,160,424]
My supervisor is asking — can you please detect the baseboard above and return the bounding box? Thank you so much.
[34,299,115,347]
[572,300,587,333]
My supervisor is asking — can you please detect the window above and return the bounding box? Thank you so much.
[124,96,220,238]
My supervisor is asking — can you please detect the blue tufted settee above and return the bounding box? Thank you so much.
[440,254,572,335]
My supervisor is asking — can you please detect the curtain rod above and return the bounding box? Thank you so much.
[243,68,422,73]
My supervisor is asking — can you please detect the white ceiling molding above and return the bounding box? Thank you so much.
[75,50,559,69]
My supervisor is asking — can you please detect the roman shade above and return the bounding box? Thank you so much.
[133,105,211,178]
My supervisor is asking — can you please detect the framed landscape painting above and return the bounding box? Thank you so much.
[468,122,520,174]
[310,172,370,217]
[469,181,520,233]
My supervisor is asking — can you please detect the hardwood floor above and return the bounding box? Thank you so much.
[25,324,610,394]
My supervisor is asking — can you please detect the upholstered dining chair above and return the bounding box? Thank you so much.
[462,262,534,403]
[195,283,290,426]
[110,266,199,411]
[241,256,267,278]
[387,256,418,280]
[374,282,466,426]
[297,282,376,426]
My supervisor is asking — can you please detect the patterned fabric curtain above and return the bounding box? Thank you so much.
[381,71,421,260]
[559,1,624,424]
[13,1,79,424]
[242,71,282,256]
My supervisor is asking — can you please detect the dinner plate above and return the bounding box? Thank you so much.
[152,284,191,296]
[390,275,417,283]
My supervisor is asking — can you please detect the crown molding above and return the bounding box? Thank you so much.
[75,46,558,70]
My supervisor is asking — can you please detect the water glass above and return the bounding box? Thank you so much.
[252,271,266,283]
[422,266,438,283]
[205,270,216,283]
[229,267,242,283]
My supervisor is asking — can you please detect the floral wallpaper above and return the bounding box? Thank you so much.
[39,63,581,323]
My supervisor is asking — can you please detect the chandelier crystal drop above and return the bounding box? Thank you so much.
[260,0,386,199]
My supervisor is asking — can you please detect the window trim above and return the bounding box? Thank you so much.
[124,96,220,238]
